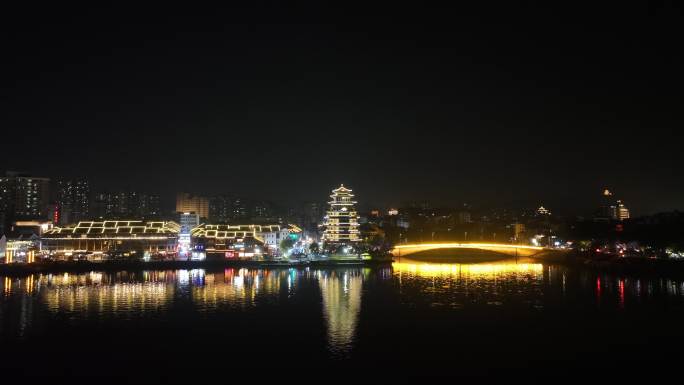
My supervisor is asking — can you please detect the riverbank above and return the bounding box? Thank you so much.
[0,258,393,275]
[5,252,684,279]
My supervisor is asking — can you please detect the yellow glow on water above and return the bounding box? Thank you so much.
[318,270,362,356]
[393,261,543,279]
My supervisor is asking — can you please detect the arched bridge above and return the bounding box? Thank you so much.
[391,243,547,258]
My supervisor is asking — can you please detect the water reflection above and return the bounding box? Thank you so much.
[193,268,294,309]
[317,270,363,357]
[393,259,545,308]
[42,272,174,316]
[3,262,684,352]
[393,260,544,278]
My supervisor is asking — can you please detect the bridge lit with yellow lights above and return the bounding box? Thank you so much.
[391,242,548,258]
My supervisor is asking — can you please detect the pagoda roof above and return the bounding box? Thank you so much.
[331,184,353,193]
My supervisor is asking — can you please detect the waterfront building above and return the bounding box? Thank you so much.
[179,212,200,258]
[177,193,209,219]
[193,223,276,258]
[40,218,304,261]
[189,223,302,258]
[322,185,360,244]
[180,212,200,233]
[1,236,41,263]
[257,224,303,254]
[56,178,90,225]
[42,220,180,260]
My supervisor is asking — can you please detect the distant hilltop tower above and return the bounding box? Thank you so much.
[322,184,360,244]
[536,205,551,216]
[595,188,630,221]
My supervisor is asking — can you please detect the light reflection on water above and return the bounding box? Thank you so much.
[193,268,294,309]
[2,260,684,353]
[318,270,362,357]
[393,259,545,308]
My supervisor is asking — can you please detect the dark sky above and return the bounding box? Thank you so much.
[2,3,682,215]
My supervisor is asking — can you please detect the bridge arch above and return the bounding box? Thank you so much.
[391,243,546,258]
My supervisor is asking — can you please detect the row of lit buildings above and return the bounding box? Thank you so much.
[1,184,361,263]
[33,220,303,261]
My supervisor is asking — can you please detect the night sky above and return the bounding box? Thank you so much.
[2,3,682,215]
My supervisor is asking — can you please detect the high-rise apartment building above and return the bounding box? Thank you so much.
[56,178,90,225]
[176,193,209,219]
[92,192,161,219]
[0,172,50,234]
[209,195,233,223]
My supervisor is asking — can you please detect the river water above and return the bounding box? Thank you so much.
[2,258,684,383]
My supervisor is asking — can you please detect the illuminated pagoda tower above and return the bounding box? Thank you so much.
[322,184,360,244]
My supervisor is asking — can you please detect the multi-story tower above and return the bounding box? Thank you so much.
[617,200,630,220]
[209,195,233,223]
[252,200,274,220]
[598,189,617,220]
[176,193,209,219]
[0,172,50,233]
[139,194,161,218]
[231,197,249,220]
[303,201,324,231]
[322,185,360,244]
[56,178,90,225]
[594,189,630,222]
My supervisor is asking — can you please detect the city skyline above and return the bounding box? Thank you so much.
[1,169,642,220]
[0,167,651,215]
